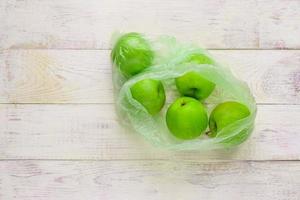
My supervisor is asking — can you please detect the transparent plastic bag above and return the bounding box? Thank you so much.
[111,33,257,151]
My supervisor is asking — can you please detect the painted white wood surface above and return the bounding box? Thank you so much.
[1,0,300,198]
[0,0,299,50]
[1,160,299,200]
[0,104,299,160]
[1,50,299,104]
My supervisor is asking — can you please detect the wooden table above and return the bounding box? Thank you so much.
[0,0,300,199]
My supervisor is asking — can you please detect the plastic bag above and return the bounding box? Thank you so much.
[111,33,257,151]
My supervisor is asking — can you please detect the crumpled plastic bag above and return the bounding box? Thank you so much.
[111,33,257,151]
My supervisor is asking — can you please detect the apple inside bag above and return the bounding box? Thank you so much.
[111,33,256,151]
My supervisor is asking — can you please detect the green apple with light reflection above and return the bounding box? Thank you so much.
[130,79,165,115]
[166,97,208,140]
[111,32,153,77]
[175,71,215,100]
[209,101,251,138]
[182,53,214,65]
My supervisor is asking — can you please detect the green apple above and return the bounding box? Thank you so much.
[175,71,215,100]
[166,97,208,140]
[111,32,154,77]
[130,79,166,115]
[182,53,214,65]
[209,101,251,138]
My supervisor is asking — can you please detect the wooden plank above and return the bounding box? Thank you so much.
[0,160,299,200]
[259,0,300,49]
[0,50,113,103]
[1,50,300,104]
[0,104,299,160]
[0,0,299,49]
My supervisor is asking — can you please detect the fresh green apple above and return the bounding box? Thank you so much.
[182,53,214,65]
[209,101,251,138]
[166,97,208,140]
[111,32,153,77]
[130,79,166,115]
[175,71,215,100]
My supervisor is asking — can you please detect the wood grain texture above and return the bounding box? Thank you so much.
[0,104,299,160]
[259,0,300,49]
[0,160,299,200]
[1,50,300,104]
[1,0,300,198]
[0,0,299,49]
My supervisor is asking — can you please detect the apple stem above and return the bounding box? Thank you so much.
[205,130,211,135]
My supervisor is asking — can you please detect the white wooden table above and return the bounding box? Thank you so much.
[0,0,300,199]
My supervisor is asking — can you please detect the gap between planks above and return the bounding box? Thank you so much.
[0,158,300,163]
[4,48,300,51]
